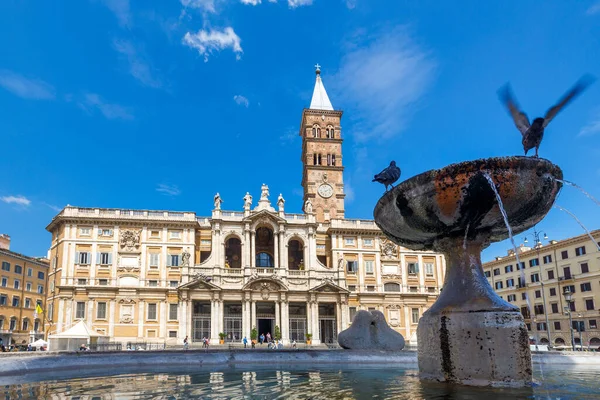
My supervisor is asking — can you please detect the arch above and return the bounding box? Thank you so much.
[288,238,305,270]
[539,337,549,344]
[225,236,242,268]
[574,337,581,345]
[326,125,334,139]
[589,337,600,347]
[256,252,274,268]
[255,226,274,268]
[384,282,401,292]
[312,124,321,138]
[554,337,565,345]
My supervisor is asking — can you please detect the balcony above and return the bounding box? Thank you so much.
[55,206,197,222]
[329,219,379,230]
[559,275,576,281]
[288,270,307,277]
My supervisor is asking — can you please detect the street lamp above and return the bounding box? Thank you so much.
[524,226,551,345]
[577,313,584,351]
[563,287,576,351]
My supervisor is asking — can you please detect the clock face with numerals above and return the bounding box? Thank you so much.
[318,184,334,198]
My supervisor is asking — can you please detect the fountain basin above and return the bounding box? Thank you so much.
[374,156,563,251]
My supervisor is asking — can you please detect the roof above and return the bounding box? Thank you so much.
[309,65,334,111]
[49,320,107,338]
[0,248,50,267]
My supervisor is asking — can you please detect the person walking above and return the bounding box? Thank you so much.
[183,336,189,350]
[266,332,271,343]
[243,336,248,349]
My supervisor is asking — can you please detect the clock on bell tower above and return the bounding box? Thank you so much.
[300,65,345,222]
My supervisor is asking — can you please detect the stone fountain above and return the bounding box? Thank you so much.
[374,156,563,387]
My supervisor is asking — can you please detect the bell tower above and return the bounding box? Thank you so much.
[300,65,345,222]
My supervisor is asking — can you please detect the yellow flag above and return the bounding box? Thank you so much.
[36,304,43,314]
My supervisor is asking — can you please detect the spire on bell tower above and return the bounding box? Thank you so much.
[309,63,334,111]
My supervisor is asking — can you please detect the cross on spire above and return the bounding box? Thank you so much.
[315,63,321,74]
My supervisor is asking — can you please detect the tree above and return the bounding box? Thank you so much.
[251,326,258,341]
[274,325,281,341]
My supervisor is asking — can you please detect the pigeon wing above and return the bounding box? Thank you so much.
[543,74,595,128]
[498,83,530,136]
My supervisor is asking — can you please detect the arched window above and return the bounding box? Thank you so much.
[0,317,4,330]
[256,252,274,268]
[22,318,29,331]
[313,154,322,165]
[384,283,401,292]
[288,239,304,270]
[326,126,334,138]
[540,337,549,344]
[225,237,242,268]
[9,317,17,331]
[312,125,321,138]
[554,337,565,345]
[590,337,600,347]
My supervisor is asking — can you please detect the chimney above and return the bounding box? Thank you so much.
[0,234,10,250]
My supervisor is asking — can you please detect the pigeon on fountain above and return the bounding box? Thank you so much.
[498,75,595,157]
[373,161,401,192]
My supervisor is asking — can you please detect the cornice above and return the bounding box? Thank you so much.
[0,249,49,267]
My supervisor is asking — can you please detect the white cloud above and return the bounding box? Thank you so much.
[288,0,312,8]
[333,26,436,142]
[183,27,243,61]
[587,2,600,15]
[1,195,31,207]
[0,70,55,100]
[345,0,356,9]
[233,95,249,107]
[113,39,163,89]
[100,0,131,27]
[181,0,217,13]
[578,117,600,137]
[292,188,304,198]
[344,180,355,203]
[241,0,261,4]
[279,126,297,144]
[42,202,63,212]
[79,93,134,120]
[156,184,181,196]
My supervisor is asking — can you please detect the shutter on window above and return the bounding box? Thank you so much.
[415,263,419,273]
[98,229,102,236]
[109,229,113,236]
[75,251,80,264]
[86,252,92,264]
[166,255,171,267]
[96,252,100,264]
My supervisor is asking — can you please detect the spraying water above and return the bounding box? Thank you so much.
[482,172,531,309]
[554,179,600,208]
[554,205,600,251]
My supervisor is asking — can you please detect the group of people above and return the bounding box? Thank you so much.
[182,336,210,350]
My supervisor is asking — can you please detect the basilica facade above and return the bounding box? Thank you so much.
[45,68,446,345]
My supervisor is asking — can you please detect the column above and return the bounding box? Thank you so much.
[161,241,168,288]
[160,301,167,339]
[417,254,425,293]
[358,253,364,291]
[251,301,256,332]
[250,233,255,268]
[87,300,94,326]
[401,254,408,292]
[138,301,145,338]
[340,302,348,331]
[275,301,281,335]
[281,301,289,343]
[57,299,65,332]
[274,232,279,269]
[210,300,218,343]
[242,299,248,339]
[218,301,224,337]
[306,301,312,336]
[404,306,410,339]
[108,300,115,338]
[279,230,286,270]
[312,302,320,343]
[336,301,342,334]
[244,229,250,268]
[179,299,187,341]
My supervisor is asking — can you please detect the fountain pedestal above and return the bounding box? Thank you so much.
[374,157,563,387]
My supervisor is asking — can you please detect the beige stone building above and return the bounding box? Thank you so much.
[0,235,49,346]
[45,67,446,345]
[483,230,600,349]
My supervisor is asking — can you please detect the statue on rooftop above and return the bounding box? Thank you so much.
[243,192,253,211]
[260,184,270,201]
[214,193,222,210]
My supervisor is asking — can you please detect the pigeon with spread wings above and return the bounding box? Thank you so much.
[498,75,594,157]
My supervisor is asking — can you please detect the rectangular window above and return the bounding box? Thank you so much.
[543,255,552,264]
[493,268,500,276]
[346,261,358,273]
[38,271,44,280]
[575,246,586,256]
[561,250,568,260]
[170,231,181,239]
[549,287,556,296]
[77,252,90,265]
[564,285,576,294]
[363,239,373,247]
[580,263,589,274]
[484,271,491,278]
[149,253,160,267]
[99,279,108,286]
[80,227,91,236]
[25,298,31,308]
[1,262,9,272]
[12,296,19,307]
[590,320,598,329]
[169,331,178,338]
[97,302,107,319]
[99,252,112,265]
[506,278,515,287]
[170,280,179,288]
[505,265,513,273]
[495,281,503,290]
[9,319,16,330]
[581,282,592,292]
[77,278,87,285]
[411,308,419,324]
[531,273,540,283]
[586,299,595,311]
[348,285,356,292]
[150,230,160,238]
[168,254,180,267]
[408,263,419,274]
[2,277,8,287]
[13,279,20,289]
[536,322,547,331]
[147,303,157,320]
[366,285,376,292]
[76,302,86,319]
[569,302,576,312]
[547,270,555,280]
[554,321,561,330]
[37,285,43,294]
[148,280,158,287]
[534,304,544,315]
[529,259,539,267]
[425,263,434,276]
[518,262,525,270]
[365,260,374,274]
[0,294,6,306]
[98,228,113,237]
[25,282,32,291]
[344,237,355,246]
[169,304,178,320]
[551,303,559,313]
[521,293,527,300]
[507,294,516,302]
[27,268,32,277]
[535,290,541,298]
[349,307,357,322]
[14,265,22,274]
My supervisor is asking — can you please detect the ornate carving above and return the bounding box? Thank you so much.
[119,298,136,304]
[119,229,141,252]
[380,238,398,260]
[120,316,134,324]
[386,304,401,310]
[222,278,243,284]
[288,280,308,285]
[117,266,140,273]
[181,248,191,267]
[192,273,211,282]
[382,274,402,280]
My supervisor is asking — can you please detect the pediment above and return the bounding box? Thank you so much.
[310,280,349,293]
[179,276,221,291]
[243,209,286,224]
[242,276,288,291]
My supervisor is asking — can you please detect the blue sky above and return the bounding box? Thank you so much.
[1,0,600,262]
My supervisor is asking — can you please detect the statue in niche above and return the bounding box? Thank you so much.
[304,199,313,214]
[214,193,223,210]
[243,192,253,210]
[277,193,285,210]
[181,248,191,267]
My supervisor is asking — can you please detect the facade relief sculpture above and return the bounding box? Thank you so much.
[119,229,141,253]
[380,237,398,259]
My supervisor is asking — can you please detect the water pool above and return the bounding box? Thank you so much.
[3,364,600,399]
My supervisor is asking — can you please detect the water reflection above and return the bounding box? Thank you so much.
[3,364,600,399]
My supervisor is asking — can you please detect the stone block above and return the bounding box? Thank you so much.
[338,310,405,351]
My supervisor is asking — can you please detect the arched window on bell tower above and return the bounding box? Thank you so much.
[312,125,321,138]
[326,125,334,138]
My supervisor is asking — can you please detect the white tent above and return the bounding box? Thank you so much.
[30,339,48,348]
[48,321,109,351]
